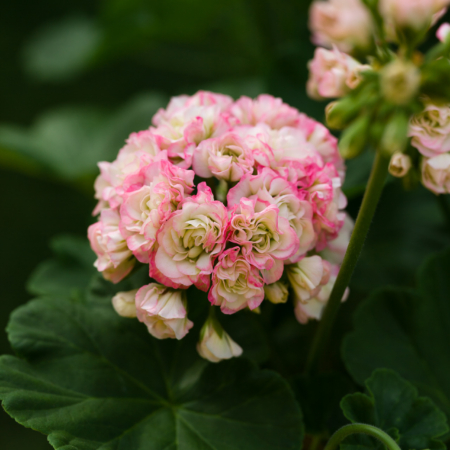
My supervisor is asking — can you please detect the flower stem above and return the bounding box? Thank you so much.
[324,424,401,450]
[305,150,390,375]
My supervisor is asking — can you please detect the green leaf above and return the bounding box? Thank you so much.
[0,92,166,183]
[27,235,95,297]
[0,296,303,450]
[340,369,448,450]
[21,16,102,82]
[343,248,450,431]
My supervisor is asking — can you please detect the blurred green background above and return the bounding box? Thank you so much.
[2,1,450,448]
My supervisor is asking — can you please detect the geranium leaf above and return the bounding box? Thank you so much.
[343,248,450,433]
[0,296,303,450]
[339,369,448,450]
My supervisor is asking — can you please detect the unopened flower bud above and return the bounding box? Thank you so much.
[381,60,421,106]
[112,289,138,318]
[326,100,357,130]
[380,111,410,156]
[389,152,412,177]
[264,281,289,304]
[338,115,370,159]
[197,315,243,363]
[437,22,450,42]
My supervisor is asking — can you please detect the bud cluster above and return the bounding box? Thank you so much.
[308,0,450,195]
[89,91,351,362]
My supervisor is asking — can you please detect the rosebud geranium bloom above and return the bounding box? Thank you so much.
[119,160,195,263]
[294,265,348,324]
[89,91,348,360]
[286,255,331,303]
[88,209,135,283]
[229,197,299,282]
[422,154,450,194]
[209,247,265,314]
[228,169,316,260]
[409,102,450,157]
[151,183,228,291]
[309,0,374,53]
[307,47,370,100]
[193,132,254,182]
[135,283,193,339]
[197,317,243,363]
[94,131,164,214]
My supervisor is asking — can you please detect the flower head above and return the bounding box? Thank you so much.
[209,247,265,314]
[228,197,299,282]
[151,183,228,290]
[264,281,289,304]
[193,132,254,182]
[119,159,194,263]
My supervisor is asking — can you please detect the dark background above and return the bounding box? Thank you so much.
[1,1,449,448]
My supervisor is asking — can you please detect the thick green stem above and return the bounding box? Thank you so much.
[324,424,401,450]
[305,151,390,374]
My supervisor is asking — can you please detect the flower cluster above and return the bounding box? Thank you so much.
[308,0,450,196]
[89,91,350,362]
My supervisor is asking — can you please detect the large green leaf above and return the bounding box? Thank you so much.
[0,295,303,450]
[343,248,450,428]
[0,93,166,183]
[340,369,448,450]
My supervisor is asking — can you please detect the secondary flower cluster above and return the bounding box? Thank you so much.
[89,91,350,362]
[308,0,450,196]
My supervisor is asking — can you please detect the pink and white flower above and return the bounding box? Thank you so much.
[197,316,243,362]
[228,197,299,283]
[309,0,374,53]
[294,264,348,324]
[379,0,450,35]
[151,183,228,291]
[409,101,450,157]
[227,169,316,260]
[119,159,195,263]
[437,22,450,41]
[209,247,265,314]
[135,283,193,340]
[192,132,254,182]
[88,209,135,283]
[151,91,235,169]
[236,123,324,184]
[229,94,301,129]
[286,255,331,303]
[307,47,370,100]
[422,153,450,194]
[93,130,164,213]
[320,213,353,265]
